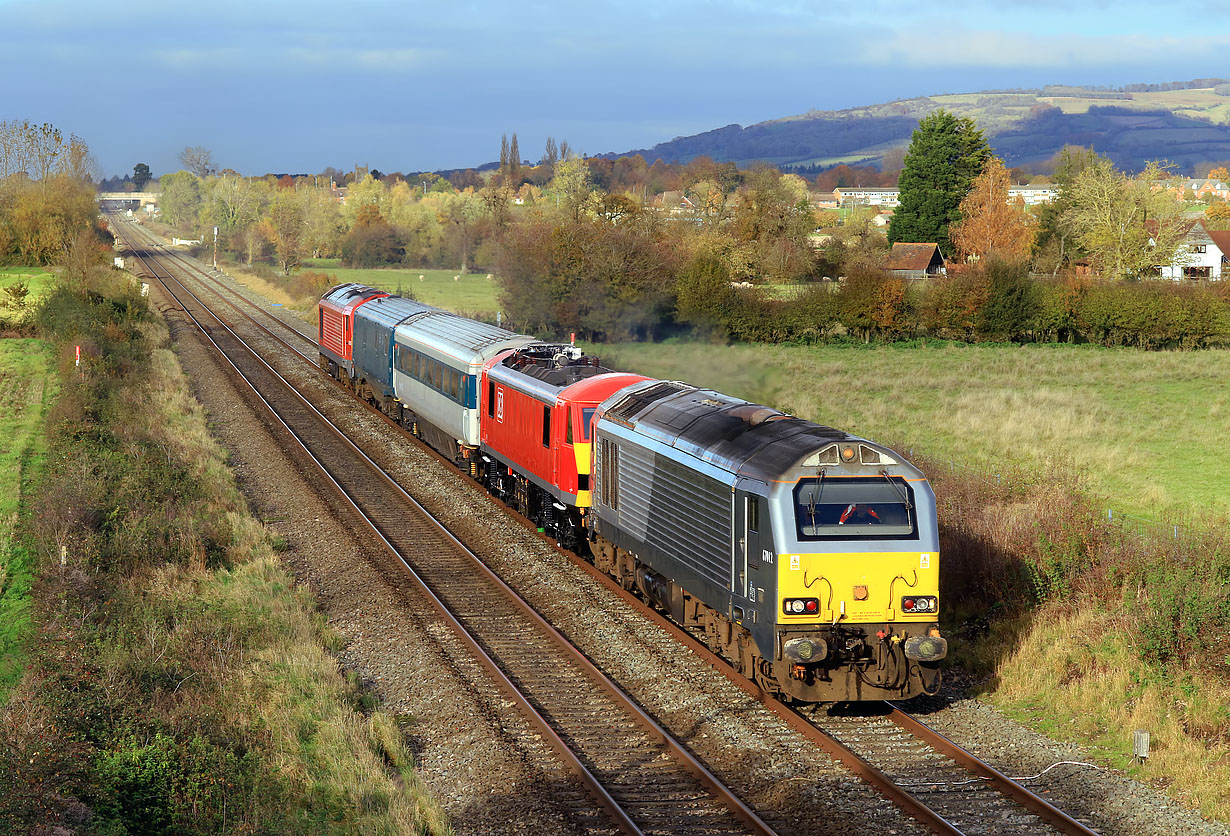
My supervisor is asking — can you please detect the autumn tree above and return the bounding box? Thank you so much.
[1032,145,1100,275]
[1205,201,1230,230]
[1062,159,1188,279]
[888,109,990,255]
[158,171,203,230]
[731,169,816,282]
[262,190,305,274]
[949,156,1035,262]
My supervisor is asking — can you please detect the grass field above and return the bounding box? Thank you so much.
[0,337,55,696]
[300,259,502,316]
[1,266,56,322]
[596,340,1230,524]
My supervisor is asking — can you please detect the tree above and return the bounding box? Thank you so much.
[158,171,203,230]
[262,190,305,275]
[546,158,594,220]
[132,163,152,191]
[1205,202,1230,230]
[508,133,521,185]
[888,109,990,255]
[1032,145,1100,275]
[949,156,1035,262]
[1062,159,1187,280]
[177,146,215,178]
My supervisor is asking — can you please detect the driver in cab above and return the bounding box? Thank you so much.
[839,503,880,525]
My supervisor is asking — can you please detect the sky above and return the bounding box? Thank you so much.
[2,0,1229,180]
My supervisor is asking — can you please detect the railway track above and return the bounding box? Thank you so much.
[116,224,776,836]
[107,213,1104,836]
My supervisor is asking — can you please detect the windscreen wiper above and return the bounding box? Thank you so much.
[808,467,826,529]
[881,469,912,509]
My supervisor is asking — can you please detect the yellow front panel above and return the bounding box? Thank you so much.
[777,551,938,624]
[573,441,592,508]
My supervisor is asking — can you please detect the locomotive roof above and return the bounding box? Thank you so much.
[601,380,871,483]
[321,283,384,305]
[319,283,388,313]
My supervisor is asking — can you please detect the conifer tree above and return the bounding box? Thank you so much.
[888,110,989,255]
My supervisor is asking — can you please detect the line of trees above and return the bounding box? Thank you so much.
[0,121,105,266]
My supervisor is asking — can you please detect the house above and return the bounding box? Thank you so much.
[1183,179,1230,201]
[1153,218,1227,280]
[884,243,946,279]
[833,187,900,207]
[809,191,839,209]
[1007,185,1058,206]
[871,210,894,228]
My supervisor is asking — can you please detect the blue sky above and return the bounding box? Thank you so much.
[2,0,1228,179]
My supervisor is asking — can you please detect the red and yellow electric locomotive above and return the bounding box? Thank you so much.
[479,343,647,550]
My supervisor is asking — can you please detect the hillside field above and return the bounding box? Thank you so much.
[596,340,1230,526]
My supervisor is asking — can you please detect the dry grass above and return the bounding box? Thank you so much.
[993,604,1230,821]
[5,279,450,833]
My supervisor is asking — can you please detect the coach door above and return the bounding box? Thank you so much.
[734,478,767,603]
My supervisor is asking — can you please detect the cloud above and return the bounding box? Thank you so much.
[867,28,1230,69]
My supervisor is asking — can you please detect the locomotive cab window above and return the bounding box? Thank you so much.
[580,408,595,441]
[542,405,551,447]
[487,380,495,417]
[793,476,917,540]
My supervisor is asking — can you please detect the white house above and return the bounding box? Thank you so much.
[833,187,900,207]
[1156,219,1229,280]
[1007,185,1058,206]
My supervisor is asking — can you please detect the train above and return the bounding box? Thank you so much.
[318,283,946,702]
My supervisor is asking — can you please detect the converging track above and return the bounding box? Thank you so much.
[108,212,1104,836]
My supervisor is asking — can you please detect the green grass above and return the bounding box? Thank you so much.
[1,266,56,324]
[300,260,501,316]
[595,340,1230,524]
[0,337,56,697]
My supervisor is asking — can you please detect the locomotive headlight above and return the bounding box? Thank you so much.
[840,445,857,463]
[904,634,948,662]
[790,600,804,613]
[784,637,828,663]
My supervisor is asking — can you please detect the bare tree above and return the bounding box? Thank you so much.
[178,146,216,178]
[59,134,97,182]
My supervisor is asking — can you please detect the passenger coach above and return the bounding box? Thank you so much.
[392,313,535,463]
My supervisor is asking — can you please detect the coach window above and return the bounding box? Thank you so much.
[542,405,551,447]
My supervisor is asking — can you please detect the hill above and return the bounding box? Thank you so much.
[609,79,1230,174]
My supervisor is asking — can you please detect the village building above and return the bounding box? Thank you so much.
[1155,218,1230,280]
[833,187,900,207]
[883,243,946,279]
[1007,184,1058,205]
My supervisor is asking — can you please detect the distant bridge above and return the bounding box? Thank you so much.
[97,191,159,207]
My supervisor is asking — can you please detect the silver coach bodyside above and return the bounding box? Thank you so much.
[392,313,535,447]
